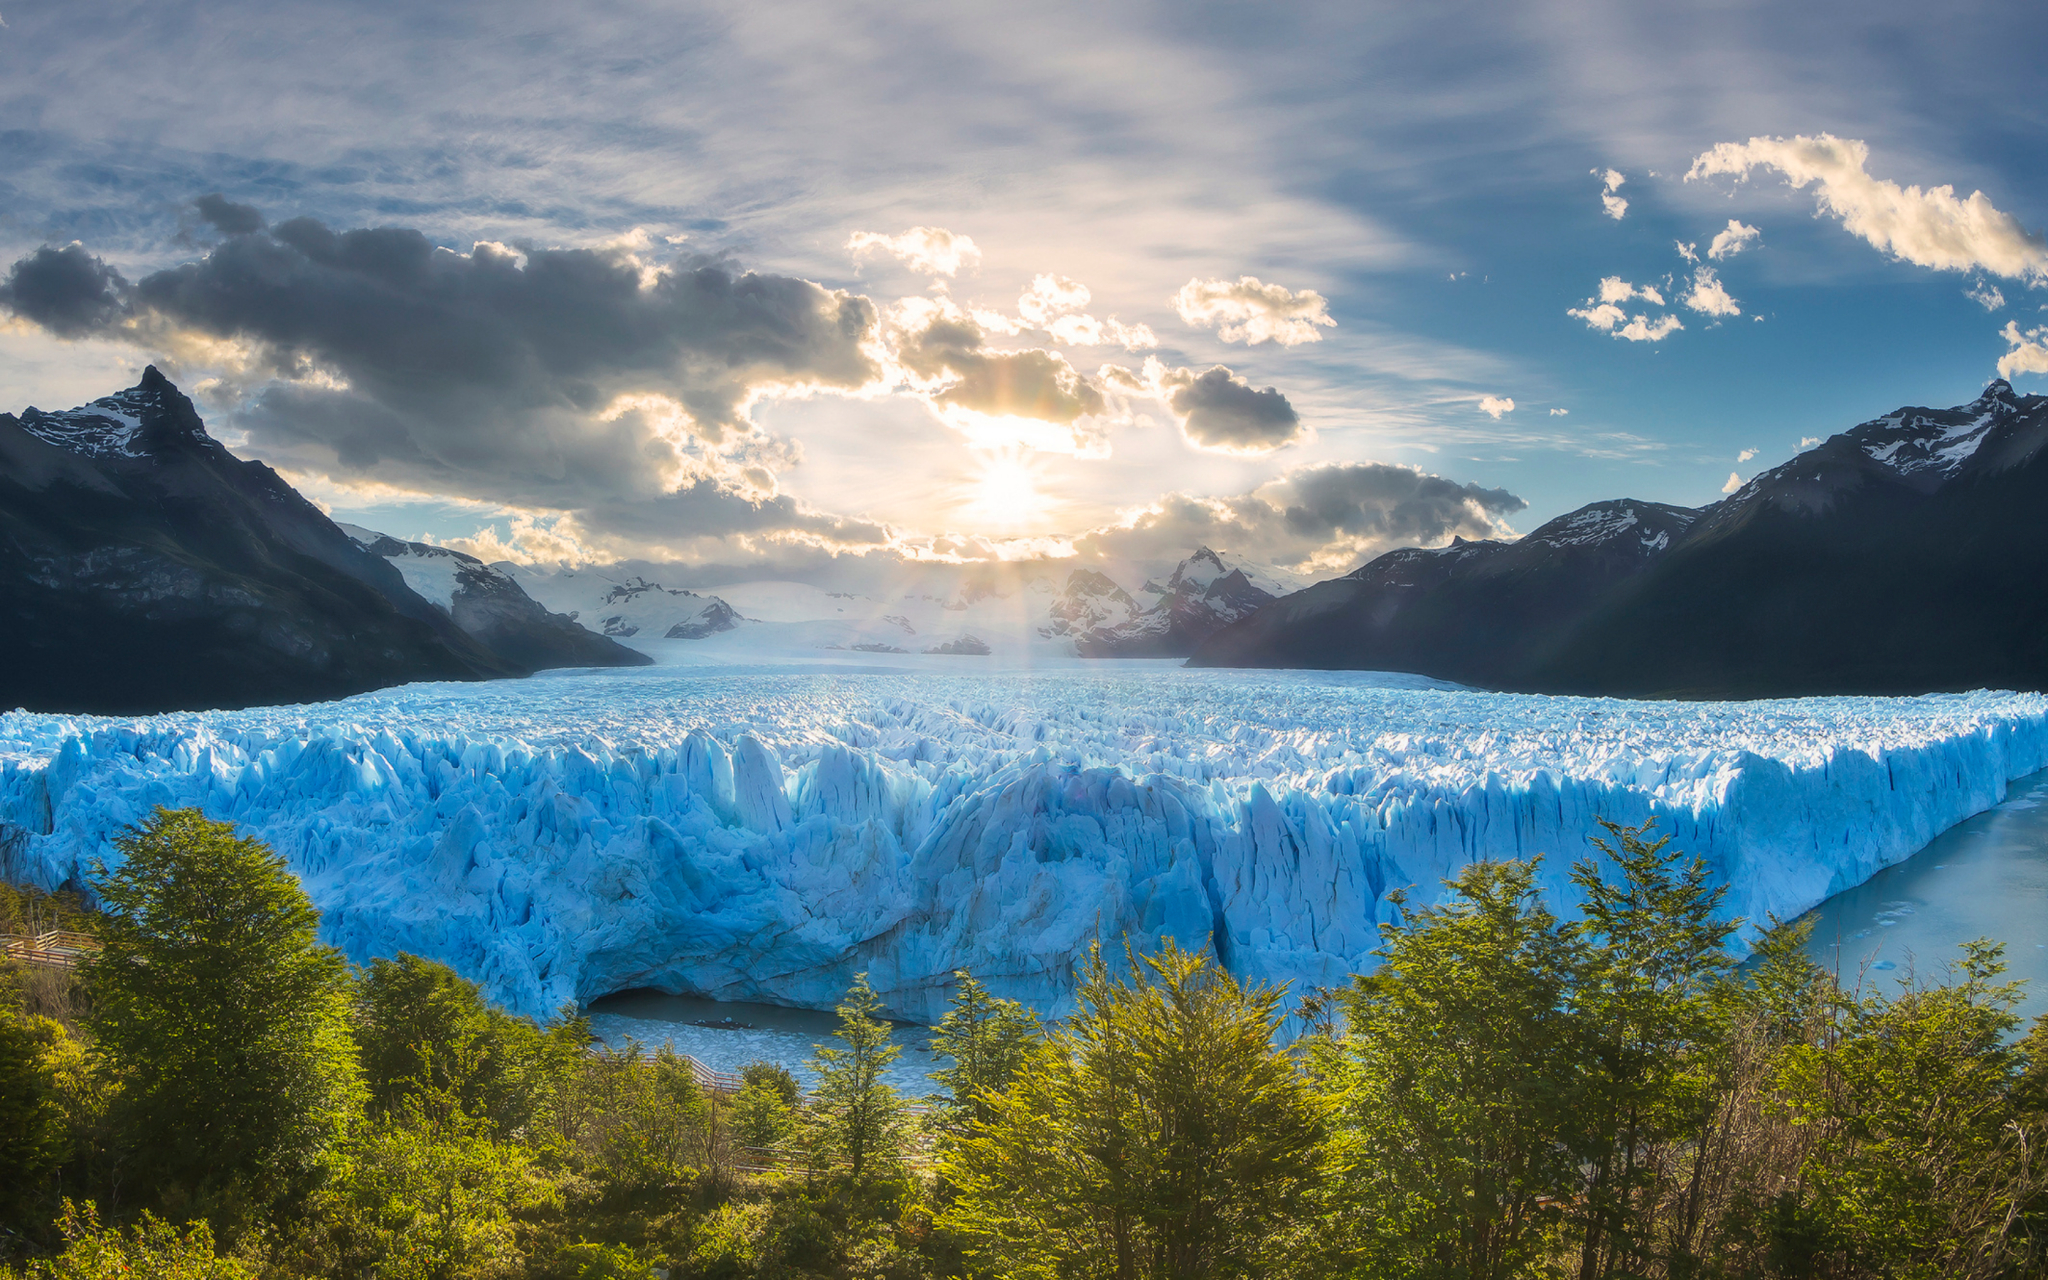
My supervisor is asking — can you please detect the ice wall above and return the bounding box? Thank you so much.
[4,668,2045,1022]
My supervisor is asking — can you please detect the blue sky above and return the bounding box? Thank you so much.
[2,0,2044,581]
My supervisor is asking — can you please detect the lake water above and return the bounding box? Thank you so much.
[585,990,944,1095]
[1798,765,2048,1029]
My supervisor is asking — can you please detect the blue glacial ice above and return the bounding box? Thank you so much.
[3,665,2045,1022]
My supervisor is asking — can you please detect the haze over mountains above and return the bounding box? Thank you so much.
[1194,380,2048,698]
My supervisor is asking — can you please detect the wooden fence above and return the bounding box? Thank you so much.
[0,929,98,971]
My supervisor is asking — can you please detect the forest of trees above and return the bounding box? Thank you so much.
[3,807,2046,1279]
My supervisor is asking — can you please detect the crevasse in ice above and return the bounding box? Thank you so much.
[3,667,2044,1022]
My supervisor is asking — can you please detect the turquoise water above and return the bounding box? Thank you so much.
[1798,766,2048,1029]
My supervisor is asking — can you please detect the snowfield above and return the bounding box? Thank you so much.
[4,662,2045,1022]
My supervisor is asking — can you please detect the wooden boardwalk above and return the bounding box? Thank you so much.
[0,929,98,971]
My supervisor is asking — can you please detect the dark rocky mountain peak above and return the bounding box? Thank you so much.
[17,365,218,461]
[1,368,642,714]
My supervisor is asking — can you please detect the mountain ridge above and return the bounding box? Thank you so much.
[0,368,643,714]
[1192,380,2048,698]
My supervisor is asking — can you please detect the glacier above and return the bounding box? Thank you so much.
[3,663,2046,1023]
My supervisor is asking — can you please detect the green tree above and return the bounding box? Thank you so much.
[84,807,361,1216]
[928,970,1040,1129]
[730,1076,798,1155]
[1327,859,1582,1280]
[0,1199,255,1280]
[729,1061,802,1166]
[806,973,908,1185]
[558,1042,709,1190]
[355,952,584,1139]
[1777,940,2044,1279]
[1566,818,1739,1279]
[942,940,1325,1280]
[741,1059,801,1106]
[288,1106,556,1280]
[0,1013,70,1225]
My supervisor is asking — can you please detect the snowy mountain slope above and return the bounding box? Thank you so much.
[0,368,519,714]
[1192,498,1700,685]
[338,527,648,671]
[1079,548,1282,657]
[5,668,2042,1022]
[1039,570,1140,639]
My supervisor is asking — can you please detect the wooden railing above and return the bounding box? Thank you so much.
[0,929,98,971]
[683,1056,745,1094]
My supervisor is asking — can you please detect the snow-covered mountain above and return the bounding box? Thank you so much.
[1079,547,1282,657]
[338,527,649,671]
[0,369,524,713]
[1038,569,1140,639]
[1196,380,2048,697]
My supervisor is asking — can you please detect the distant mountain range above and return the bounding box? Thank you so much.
[1042,547,1284,658]
[0,368,645,714]
[1193,380,2048,698]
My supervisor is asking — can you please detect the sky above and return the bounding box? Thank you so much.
[2,0,2045,587]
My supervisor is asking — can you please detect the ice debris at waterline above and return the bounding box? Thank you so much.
[3,668,2046,1022]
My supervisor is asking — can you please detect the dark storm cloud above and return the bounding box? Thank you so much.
[1080,461,1526,571]
[1277,462,1526,543]
[0,243,131,337]
[0,220,883,535]
[192,193,266,236]
[1164,365,1302,453]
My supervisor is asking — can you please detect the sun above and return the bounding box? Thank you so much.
[958,451,1050,531]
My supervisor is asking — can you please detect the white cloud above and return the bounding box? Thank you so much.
[1570,280,1684,341]
[969,308,1026,335]
[1689,134,2048,282]
[1594,168,1628,220]
[1737,447,1757,462]
[1721,472,1743,494]
[1570,302,1629,331]
[1017,273,1091,325]
[1619,314,1684,342]
[1172,275,1336,346]
[1045,312,1157,351]
[1549,407,1569,416]
[1800,437,1822,448]
[1598,276,1665,306]
[1478,395,1514,418]
[1707,219,1761,260]
[1966,280,2006,311]
[1683,267,1741,317]
[1676,241,1699,263]
[847,226,983,277]
[2000,321,2048,379]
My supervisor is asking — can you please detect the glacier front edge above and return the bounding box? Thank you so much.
[2,668,2043,1022]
